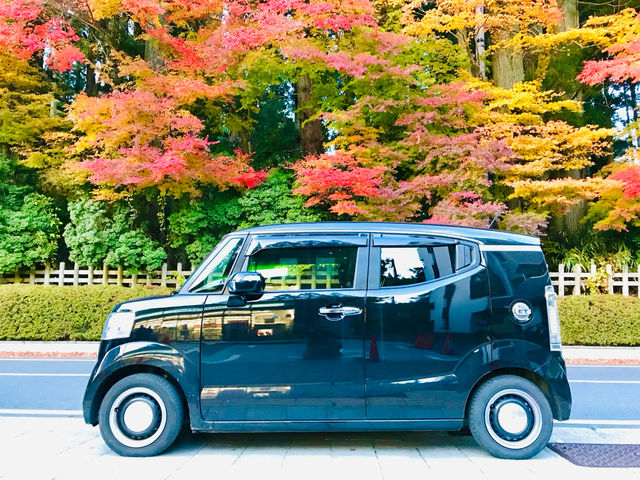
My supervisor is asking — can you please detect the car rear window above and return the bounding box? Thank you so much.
[380,244,473,287]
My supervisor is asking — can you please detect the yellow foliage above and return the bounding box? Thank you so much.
[513,8,640,52]
[87,0,122,20]
[403,0,562,46]
[508,177,620,214]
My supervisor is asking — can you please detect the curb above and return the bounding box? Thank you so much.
[0,341,99,359]
[1,343,640,364]
[0,351,97,359]
[565,358,640,366]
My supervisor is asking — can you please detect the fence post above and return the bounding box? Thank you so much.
[14,271,20,284]
[131,272,137,288]
[29,269,35,285]
[558,264,565,296]
[573,264,582,295]
[58,262,65,286]
[117,267,123,287]
[73,263,79,286]
[161,263,167,288]
[606,264,613,294]
[88,266,94,285]
[176,262,183,289]
[623,264,629,296]
[103,262,108,285]
[44,262,50,286]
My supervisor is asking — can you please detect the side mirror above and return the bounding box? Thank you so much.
[228,271,265,295]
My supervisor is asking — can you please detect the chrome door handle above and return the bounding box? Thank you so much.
[318,306,362,321]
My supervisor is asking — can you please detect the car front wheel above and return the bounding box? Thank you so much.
[468,375,553,459]
[98,373,184,457]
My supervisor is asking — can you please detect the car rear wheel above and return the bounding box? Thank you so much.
[468,375,553,459]
[98,373,184,457]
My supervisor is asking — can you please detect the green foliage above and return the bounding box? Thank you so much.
[106,230,167,274]
[168,170,325,266]
[169,192,243,266]
[0,156,60,272]
[64,199,166,272]
[559,294,640,346]
[0,285,171,341]
[248,83,301,167]
[238,168,324,227]
[0,193,60,273]
[546,223,640,269]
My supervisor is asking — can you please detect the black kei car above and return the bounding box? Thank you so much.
[83,222,571,459]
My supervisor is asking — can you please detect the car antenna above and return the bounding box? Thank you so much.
[488,211,502,229]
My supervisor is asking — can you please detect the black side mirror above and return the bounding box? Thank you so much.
[228,271,265,295]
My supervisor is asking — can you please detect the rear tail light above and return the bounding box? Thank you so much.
[544,285,562,351]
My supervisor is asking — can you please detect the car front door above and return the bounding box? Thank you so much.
[364,233,492,420]
[199,233,369,422]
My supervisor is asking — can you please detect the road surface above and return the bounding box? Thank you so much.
[0,358,638,423]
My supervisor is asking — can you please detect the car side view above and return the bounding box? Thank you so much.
[83,222,571,459]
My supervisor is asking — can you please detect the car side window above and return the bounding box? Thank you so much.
[189,237,244,293]
[380,243,473,288]
[247,246,358,291]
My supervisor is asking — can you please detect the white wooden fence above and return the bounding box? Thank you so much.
[0,261,639,295]
[551,263,640,296]
[0,262,193,289]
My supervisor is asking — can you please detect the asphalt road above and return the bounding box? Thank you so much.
[0,359,639,424]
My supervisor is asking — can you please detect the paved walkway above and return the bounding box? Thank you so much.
[0,417,638,480]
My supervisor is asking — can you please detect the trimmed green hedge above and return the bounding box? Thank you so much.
[0,284,171,341]
[559,294,640,346]
[0,285,638,345]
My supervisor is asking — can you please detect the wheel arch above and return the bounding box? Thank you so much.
[463,367,557,423]
[88,364,189,426]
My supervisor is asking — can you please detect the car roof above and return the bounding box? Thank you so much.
[234,222,540,246]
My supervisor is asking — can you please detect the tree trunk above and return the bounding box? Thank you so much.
[85,63,98,97]
[236,128,252,155]
[475,5,486,79]
[144,19,164,71]
[557,0,579,32]
[491,29,524,89]
[296,74,324,156]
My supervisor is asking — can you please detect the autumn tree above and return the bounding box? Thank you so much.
[402,0,562,87]
[573,9,640,232]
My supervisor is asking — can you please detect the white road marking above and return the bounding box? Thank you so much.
[556,419,640,426]
[569,379,640,384]
[0,409,82,415]
[0,373,90,377]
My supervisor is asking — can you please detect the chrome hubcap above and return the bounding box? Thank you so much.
[122,400,155,433]
[497,402,529,435]
[109,387,166,448]
[484,389,541,450]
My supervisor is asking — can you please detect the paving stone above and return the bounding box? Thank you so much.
[0,417,639,480]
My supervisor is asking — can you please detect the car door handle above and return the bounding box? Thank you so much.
[318,306,362,321]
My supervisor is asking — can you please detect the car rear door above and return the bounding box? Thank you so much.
[199,233,369,422]
[364,233,492,420]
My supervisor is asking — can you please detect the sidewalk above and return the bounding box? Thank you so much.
[1,341,639,364]
[0,416,637,480]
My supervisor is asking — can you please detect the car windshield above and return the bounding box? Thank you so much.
[189,237,244,293]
